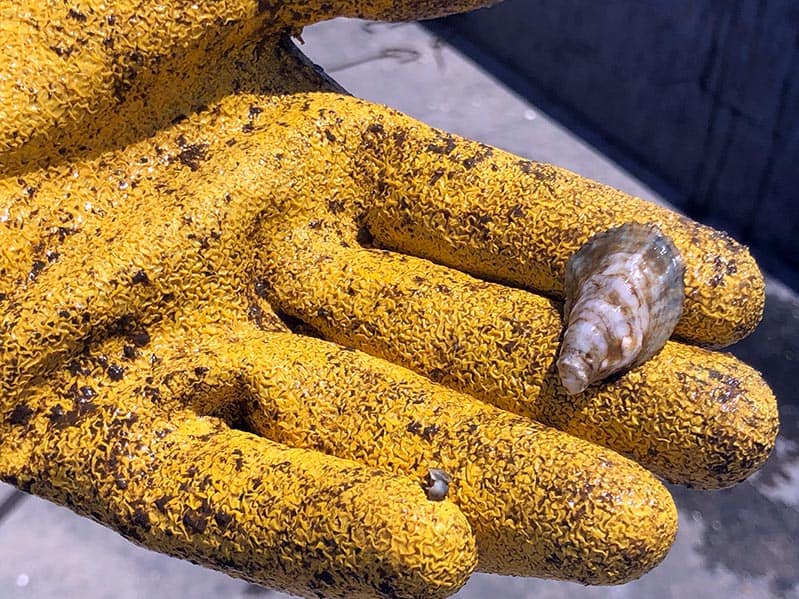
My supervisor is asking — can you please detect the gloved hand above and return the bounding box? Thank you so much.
[0,2,779,598]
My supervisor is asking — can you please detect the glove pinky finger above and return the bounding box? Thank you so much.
[14,406,476,599]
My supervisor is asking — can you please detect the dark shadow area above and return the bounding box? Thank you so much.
[425,1,799,291]
[0,488,27,525]
[731,282,799,413]
[669,472,799,598]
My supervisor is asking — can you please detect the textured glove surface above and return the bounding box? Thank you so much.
[0,2,778,598]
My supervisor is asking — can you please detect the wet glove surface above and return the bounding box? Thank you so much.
[0,2,779,598]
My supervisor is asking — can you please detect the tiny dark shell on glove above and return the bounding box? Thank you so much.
[424,468,452,501]
[557,222,685,395]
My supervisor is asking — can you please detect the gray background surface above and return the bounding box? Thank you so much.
[1,16,797,599]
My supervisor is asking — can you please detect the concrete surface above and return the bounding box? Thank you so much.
[1,17,797,599]
[440,1,799,285]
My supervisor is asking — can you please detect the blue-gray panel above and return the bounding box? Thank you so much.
[442,0,799,278]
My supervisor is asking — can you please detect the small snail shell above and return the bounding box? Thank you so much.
[424,468,452,501]
[557,222,685,395]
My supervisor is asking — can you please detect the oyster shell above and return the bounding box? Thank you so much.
[557,222,685,395]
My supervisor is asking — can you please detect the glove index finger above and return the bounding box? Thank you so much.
[357,120,764,347]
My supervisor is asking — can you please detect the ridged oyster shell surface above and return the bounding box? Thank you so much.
[557,222,686,395]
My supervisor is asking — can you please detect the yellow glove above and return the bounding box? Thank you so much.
[0,2,778,598]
